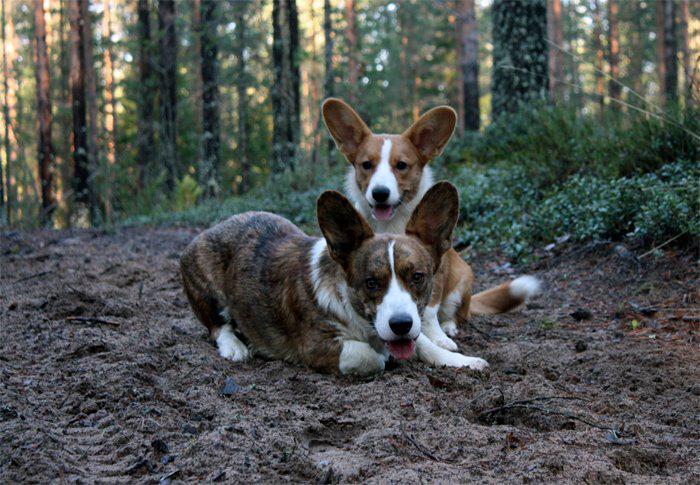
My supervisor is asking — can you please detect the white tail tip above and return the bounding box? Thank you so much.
[508,275,540,301]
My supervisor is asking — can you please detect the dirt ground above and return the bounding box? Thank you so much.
[1,226,698,483]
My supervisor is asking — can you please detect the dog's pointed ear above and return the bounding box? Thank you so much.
[322,98,372,161]
[405,182,459,272]
[317,191,374,269]
[403,106,457,163]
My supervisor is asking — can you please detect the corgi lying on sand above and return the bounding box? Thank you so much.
[322,98,540,351]
[180,182,488,375]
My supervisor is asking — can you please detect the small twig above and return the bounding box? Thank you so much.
[16,270,51,283]
[65,316,120,327]
[400,426,440,462]
[479,402,616,433]
[460,387,505,412]
[639,232,687,259]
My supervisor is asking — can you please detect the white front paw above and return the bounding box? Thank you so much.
[442,320,458,337]
[449,355,489,370]
[339,340,386,376]
[433,334,458,351]
[216,325,251,362]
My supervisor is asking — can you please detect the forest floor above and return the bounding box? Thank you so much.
[1,226,699,483]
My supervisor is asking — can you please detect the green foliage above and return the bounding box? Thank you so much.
[172,175,204,212]
[130,105,698,263]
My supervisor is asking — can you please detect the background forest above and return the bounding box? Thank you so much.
[0,0,698,260]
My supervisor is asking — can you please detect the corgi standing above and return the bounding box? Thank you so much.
[322,98,539,351]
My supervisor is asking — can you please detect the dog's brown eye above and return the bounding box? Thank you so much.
[365,277,378,291]
[396,160,408,170]
[361,161,373,170]
[411,272,425,285]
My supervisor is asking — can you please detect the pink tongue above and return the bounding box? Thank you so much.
[374,205,393,221]
[387,339,416,360]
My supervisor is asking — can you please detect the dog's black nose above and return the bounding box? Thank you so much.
[389,313,413,336]
[372,186,390,203]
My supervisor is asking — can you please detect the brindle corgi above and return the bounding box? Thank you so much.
[322,98,540,351]
[180,182,488,375]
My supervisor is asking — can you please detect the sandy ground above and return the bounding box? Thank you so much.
[1,226,698,483]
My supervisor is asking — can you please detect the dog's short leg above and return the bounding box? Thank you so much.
[215,323,251,362]
[339,340,386,376]
[442,320,458,337]
[422,305,458,351]
[415,334,488,370]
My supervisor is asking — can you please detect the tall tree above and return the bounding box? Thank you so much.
[288,0,300,147]
[607,0,621,103]
[158,0,177,190]
[102,0,117,220]
[547,0,563,102]
[678,0,691,103]
[68,0,90,212]
[656,0,666,100]
[323,0,334,157]
[456,0,479,131]
[235,3,250,192]
[34,0,55,224]
[491,0,549,118]
[199,0,220,197]
[271,0,300,171]
[82,0,100,223]
[1,0,11,223]
[593,0,605,116]
[662,0,678,104]
[137,0,155,188]
[344,0,358,104]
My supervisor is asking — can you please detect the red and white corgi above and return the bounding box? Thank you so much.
[322,98,539,351]
[180,182,488,375]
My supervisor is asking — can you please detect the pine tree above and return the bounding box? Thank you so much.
[158,0,177,191]
[34,0,55,224]
[137,0,155,188]
[491,0,549,118]
[456,0,479,131]
[199,0,220,197]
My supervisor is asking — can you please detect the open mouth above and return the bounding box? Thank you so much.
[384,337,417,360]
[371,204,396,222]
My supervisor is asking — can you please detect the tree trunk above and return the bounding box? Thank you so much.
[547,0,563,102]
[68,0,89,208]
[34,0,55,224]
[1,0,11,224]
[81,0,100,224]
[678,0,691,103]
[158,0,177,191]
[593,0,605,117]
[193,0,202,167]
[607,0,621,104]
[344,0,357,104]
[629,0,644,96]
[287,0,300,151]
[102,0,117,220]
[456,0,479,131]
[235,3,250,192]
[656,0,666,102]
[199,0,220,198]
[271,0,299,172]
[663,0,678,105]
[491,0,549,118]
[272,0,286,171]
[323,0,334,157]
[137,0,155,188]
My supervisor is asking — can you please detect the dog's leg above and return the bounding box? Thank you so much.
[422,304,458,351]
[415,334,488,370]
[339,340,387,376]
[214,323,251,362]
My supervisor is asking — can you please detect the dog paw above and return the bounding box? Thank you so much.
[443,353,489,370]
[216,325,251,362]
[433,334,458,352]
[339,340,386,376]
[442,320,458,337]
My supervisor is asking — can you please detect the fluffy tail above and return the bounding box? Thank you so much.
[467,275,540,316]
